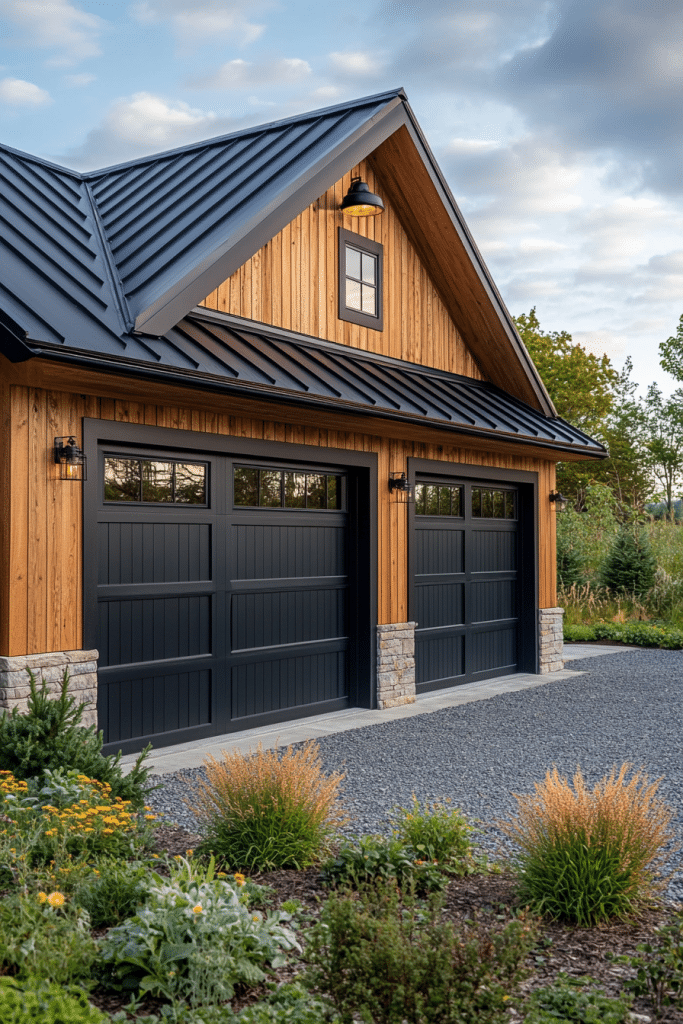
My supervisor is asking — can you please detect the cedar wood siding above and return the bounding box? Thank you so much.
[199,160,484,378]
[1,366,556,658]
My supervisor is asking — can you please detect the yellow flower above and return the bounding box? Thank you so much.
[173,855,182,861]
[217,872,227,878]
[252,915,260,922]
[185,849,193,857]
[192,904,202,914]
[145,815,156,821]
[37,892,47,904]
[47,891,65,907]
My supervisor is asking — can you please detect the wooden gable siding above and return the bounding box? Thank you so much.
[2,377,555,658]
[199,160,483,378]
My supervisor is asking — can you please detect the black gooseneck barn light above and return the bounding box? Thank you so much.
[54,436,87,480]
[340,176,384,217]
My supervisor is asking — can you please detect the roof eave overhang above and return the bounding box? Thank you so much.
[23,341,607,462]
[0,310,40,363]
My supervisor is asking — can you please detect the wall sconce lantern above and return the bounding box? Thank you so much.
[389,472,413,499]
[550,490,568,512]
[340,177,384,217]
[54,436,87,480]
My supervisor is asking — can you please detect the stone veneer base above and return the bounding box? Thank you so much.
[0,650,99,727]
[376,622,417,709]
[539,608,564,673]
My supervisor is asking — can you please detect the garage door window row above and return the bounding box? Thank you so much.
[104,457,207,504]
[234,466,344,510]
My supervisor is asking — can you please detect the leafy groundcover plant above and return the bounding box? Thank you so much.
[524,975,632,1023]
[189,740,347,871]
[98,872,301,1008]
[320,834,446,896]
[500,763,677,925]
[0,977,108,1024]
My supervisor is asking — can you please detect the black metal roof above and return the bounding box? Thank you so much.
[0,89,604,455]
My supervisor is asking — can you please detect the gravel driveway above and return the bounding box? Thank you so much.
[148,648,683,904]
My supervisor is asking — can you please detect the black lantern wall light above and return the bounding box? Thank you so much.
[549,490,568,512]
[54,436,87,480]
[389,472,413,499]
[340,177,384,217]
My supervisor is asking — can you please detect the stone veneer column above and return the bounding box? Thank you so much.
[376,622,417,709]
[0,650,99,727]
[538,608,564,673]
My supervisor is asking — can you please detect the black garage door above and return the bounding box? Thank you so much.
[93,448,351,752]
[412,478,520,692]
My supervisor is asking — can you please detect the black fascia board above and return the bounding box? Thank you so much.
[29,339,607,460]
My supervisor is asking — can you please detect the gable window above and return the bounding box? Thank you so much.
[338,227,383,331]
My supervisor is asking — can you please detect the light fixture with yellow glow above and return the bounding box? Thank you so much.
[340,177,384,217]
[54,436,87,480]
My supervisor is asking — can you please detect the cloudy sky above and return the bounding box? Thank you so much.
[1,0,681,396]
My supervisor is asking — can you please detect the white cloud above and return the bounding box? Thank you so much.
[447,138,499,156]
[104,92,216,146]
[0,77,51,106]
[64,72,95,87]
[129,1,267,47]
[193,57,311,89]
[328,51,385,77]
[0,0,104,67]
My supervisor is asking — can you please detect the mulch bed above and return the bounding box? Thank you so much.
[92,824,682,1023]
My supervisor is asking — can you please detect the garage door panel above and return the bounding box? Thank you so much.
[99,668,212,743]
[416,582,464,628]
[470,530,516,572]
[98,595,212,666]
[470,580,516,623]
[469,627,516,674]
[415,528,464,574]
[233,522,345,579]
[98,521,212,584]
[416,633,465,686]
[231,649,346,720]
[231,588,345,651]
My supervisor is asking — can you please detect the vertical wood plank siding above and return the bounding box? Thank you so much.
[4,384,557,657]
[199,161,483,379]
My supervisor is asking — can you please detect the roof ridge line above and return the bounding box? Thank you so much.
[83,88,407,181]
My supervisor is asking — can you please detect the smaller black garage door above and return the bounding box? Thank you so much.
[412,478,520,692]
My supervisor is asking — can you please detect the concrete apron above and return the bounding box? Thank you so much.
[119,645,634,777]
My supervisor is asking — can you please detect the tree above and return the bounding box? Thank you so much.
[601,528,656,596]
[658,313,683,382]
[514,308,618,435]
[641,383,683,515]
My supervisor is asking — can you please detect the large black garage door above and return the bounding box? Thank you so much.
[92,448,352,752]
[412,477,520,692]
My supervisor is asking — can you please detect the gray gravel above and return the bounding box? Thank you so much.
[147,650,683,904]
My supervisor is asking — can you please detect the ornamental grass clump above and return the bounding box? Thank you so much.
[189,740,347,871]
[500,763,677,926]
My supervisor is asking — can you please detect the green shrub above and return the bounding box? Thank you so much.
[320,834,446,895]
[563,624,598,642]
[73,858,150,927]
[98,875,300,1007]
[0,889,97,985]
[601,528,656,596]
[392,796,474,871]
[613,910,683,1015]
[235,981,339,1022]
[305,882,537,1024]
[500,764,676,925]
[557,533,586,588]
[190,740,347,871]
[0,670,154,808]
[0,978,107,1024]
[524,975,632,1023]
[563,620,683,649]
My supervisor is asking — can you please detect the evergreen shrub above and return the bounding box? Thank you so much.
[0,978,107,1024]
[0,670,154,808]
[601,528,656,596]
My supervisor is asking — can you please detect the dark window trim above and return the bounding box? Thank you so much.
[407,458,539,675]
[338,227,384,332]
